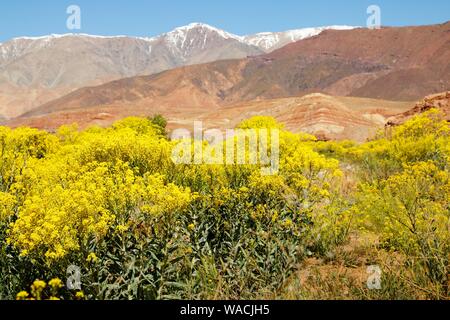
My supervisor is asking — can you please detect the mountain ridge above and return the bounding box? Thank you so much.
[25,21,448,118]
[0,23,356,118]
[1,23,356,53]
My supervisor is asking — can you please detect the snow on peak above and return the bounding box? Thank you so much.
[243,33,281,51]
[9,33,153,42]
[0,33,153,61]
[162,22,241,47]
[158,23,358,53]
[243,25,358,51]
[158,23,243,57]
[169,22,241,40]
[0,24,360,61]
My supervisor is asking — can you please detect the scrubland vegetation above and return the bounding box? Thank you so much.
[0,110,448,300]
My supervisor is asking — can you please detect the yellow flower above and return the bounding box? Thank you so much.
[272,212,279,223]
[49,278,63,290]
[16,291,29,300]
[283,219,293,228]
[188,223,195,231]
[75,291,85,300]
[19,249,29,258]
[239,186,249,193]
[116,224,129,234]
[30,279,47,300]
[86,252,99,263]
[31,280,46,292]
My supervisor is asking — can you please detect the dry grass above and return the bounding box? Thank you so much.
[274,233,439,300]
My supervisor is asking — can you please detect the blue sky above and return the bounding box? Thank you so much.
[1,0,449,42]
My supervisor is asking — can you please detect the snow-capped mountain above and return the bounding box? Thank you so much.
[0,23,357,118]
[144,23,263,65]
[0,23,357,65]
[242,25,356,52]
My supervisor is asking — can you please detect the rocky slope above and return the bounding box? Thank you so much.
[5,93,413,142]
[202,94,413,141]
[387,91,450,126]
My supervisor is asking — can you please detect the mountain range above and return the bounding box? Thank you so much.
[0,23,354,118]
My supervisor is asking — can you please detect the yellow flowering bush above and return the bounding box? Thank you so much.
[9,162,117,260]
[0,126,57,192]
[356,162,450,253]
[2,112,448,300]
[350,110,450,293]
[8,160,191,260]
[335,110,450,182]
[75,122,173,175]
[3,118,192,261]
